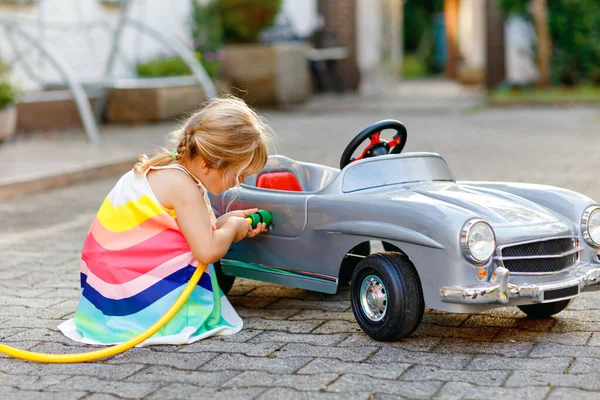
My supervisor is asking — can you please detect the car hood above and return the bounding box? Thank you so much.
[406,182,562,226]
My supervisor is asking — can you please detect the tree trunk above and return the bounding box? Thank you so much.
[530,0,552,87]
[444,0,460,79]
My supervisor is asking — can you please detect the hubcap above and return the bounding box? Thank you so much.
[359,275,388,322]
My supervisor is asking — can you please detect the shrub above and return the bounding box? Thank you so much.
[136,52,222,81]
[218,0,282,43]
[498,0,600,86]
[0,66,18,109]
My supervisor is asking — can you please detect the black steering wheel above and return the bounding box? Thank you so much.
[339,119,408,169]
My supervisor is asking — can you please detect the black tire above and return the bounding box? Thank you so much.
[213,261,236,295]
[518,299,571,318]
[350,252,424,341]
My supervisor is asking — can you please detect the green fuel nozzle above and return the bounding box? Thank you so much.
[245,210,273,229]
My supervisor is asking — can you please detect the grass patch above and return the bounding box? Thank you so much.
[488,85,600,106]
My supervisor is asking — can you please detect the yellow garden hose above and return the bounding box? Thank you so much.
[0,264,205,363]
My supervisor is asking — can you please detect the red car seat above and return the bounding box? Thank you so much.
[256,171,302,192]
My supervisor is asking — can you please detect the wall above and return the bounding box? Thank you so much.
[356,0,382,89]
[0,0,192,90]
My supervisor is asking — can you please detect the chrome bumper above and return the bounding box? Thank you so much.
[440,264,600,305]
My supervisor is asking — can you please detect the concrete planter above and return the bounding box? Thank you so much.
[105,85,205,124]
[222,43,311,106]
[0,106,17,143]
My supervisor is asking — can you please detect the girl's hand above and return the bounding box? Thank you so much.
[217,208,258,229]
[230,216,253,242]
[246,222,267,239]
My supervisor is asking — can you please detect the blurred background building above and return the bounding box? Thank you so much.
[0,0,598,143]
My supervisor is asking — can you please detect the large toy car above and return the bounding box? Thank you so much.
[210,119,600,341]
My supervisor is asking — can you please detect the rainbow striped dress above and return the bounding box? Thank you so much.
[58,165,242,345]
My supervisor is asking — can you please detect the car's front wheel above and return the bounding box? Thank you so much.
[350,252,424,341]
[518,299,571,318]
[213,261,236,295]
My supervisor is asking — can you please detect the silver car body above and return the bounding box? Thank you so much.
[211,153,600,314]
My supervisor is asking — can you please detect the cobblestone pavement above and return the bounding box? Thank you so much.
[0,107,599,399]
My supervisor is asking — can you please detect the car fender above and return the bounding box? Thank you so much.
[462,182,596,225]
[313,220,444,249]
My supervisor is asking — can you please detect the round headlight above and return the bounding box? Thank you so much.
[461,219,496,264]
[582,206,600,247]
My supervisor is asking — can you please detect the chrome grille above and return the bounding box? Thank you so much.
[502,238,574,258]
[498,237,579,275]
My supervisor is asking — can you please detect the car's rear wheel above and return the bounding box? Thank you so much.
[518,299,571,318]
[350,252,424,341]
[213,261,236,295]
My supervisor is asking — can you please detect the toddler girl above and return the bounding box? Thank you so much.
[59,97,272,345]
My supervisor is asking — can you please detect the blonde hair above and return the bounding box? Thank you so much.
[134,97,272,184]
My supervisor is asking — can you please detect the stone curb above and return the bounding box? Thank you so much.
[0,158,136,201]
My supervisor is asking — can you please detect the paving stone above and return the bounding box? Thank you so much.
[369,347,473,369]
[495,329,591,345]
[312,320,363,334]
[435,381,550,400]
[148,384,267,400]
[4,328,80,345]
[467,354,572,373]
[412,323,500,341]
[0,305,75,319]
[0,288,54,298]
[371,394,409,400]
[547,387,600,400]
[223,371,339,391]
[297,358,409,379]
[236,307,302,320]
[207,329,264,343]
[242,317,322,333]
[400,365,509,386]
[177,340,282,357]
[106,348,218,369]
[0,296,67,309]
[82,394,122,400]
[228,296,278,309]
[259,388,372,400]
[0,317,69,330]
[505,370,600,390]
[126,366,239,386]
[0,372,71,390]
[462,314,555,331]
[46,375,163,398]
[249,331,348,346]
[551,319,600,333]
[585,332,600,346]
[530,343,600,358]
[420,311,469,326]
[288,310,356,322]
[478,307,521,318]
[328,374,442,399]
[337,333,440,352]
[0,358,43,375]
[270,299,350,311]
[0,387,87,400]
[37,363,144,380]
[26,341,98,355]
[567,356,600,373]
[246,284,324,300]
[433,337,534,357]
[200,353,311,374]
[276,342,376,362]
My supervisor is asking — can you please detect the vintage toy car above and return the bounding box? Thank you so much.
[210,119,600,341]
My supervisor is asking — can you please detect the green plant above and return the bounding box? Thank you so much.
[136,52,222,81]
[0,66,18,109]
[497,0,600,86]
[218,0,282,43]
